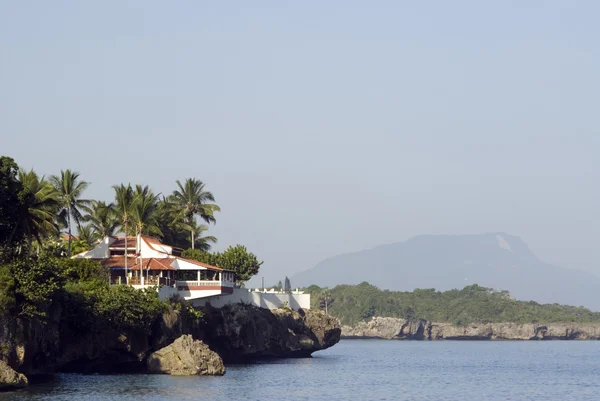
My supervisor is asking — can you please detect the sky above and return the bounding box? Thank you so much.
[1,1,598,287]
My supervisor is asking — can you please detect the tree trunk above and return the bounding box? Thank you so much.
[124,220,128,284]
[191,228,195,250]
[67,207,72,257]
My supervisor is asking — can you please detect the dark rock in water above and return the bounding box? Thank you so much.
[0,360,28,391]
[196,304,341,363]
[147,335,225,376]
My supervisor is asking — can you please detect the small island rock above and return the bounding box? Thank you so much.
[146,335,225,376]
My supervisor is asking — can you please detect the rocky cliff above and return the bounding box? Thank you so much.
[197,304,341,363]
[1,304,341,387]
[342,317,600,340]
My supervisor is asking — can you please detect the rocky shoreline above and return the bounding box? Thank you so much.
[0,304,341,390]
[342,317,600,340]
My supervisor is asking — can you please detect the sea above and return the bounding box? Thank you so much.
[2,339,600,401]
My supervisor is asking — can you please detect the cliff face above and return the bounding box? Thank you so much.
[1,304,341,380]
[196,304,341,363]
[342,317,600,340]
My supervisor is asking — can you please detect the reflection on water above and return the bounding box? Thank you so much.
[3,340,600,401]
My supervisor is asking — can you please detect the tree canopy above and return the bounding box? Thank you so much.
[305,282,600,326]
[182,245,263,286]
[1,156,226,257]
[50,169,91,257]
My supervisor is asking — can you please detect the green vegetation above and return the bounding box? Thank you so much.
[170,178,220,250]
[50,170,91,257]
[305,282,600,326]
[1,156,262,282]
[284,276,291,293]
[0,155,262,343]
[0,254,167,333]
[1,156,225,257]
[183,245,263,287]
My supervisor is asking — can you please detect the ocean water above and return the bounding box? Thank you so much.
[3,340,600,401]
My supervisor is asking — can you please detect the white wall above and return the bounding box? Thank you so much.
[139,237,172,258]
[72,236,113,259]
[191,288,311,311]
[158,286,179,300]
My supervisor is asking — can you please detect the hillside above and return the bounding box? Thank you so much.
[292,233,600,310]
[304,282,600,327]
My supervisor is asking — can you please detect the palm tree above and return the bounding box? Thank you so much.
[190,223,217,252]
[170,178,220,249]
[128,185,162,280]
[155,197,217,250]
[113,184,135,234]
[130,185,162,237]
[84,200,119,240]
[13,169,60,250]
[113,184,135,283]
[76,223,95,248]
[50,170,90,257]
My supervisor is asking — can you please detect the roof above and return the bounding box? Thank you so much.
[130,258,177,271]
[100,256,137,269]
[138,236,224,271]
[179,257,224,271]
[100,256,176,271]
[98,255,229,272]
[141,235,183,251]
[97,235,230,273]
[109,237,137,248]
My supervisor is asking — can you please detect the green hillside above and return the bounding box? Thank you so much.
[304,282,600,326]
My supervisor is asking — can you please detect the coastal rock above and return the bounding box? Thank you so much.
[146,335,225,376]
[342,318,600,340]
[197,304,341,362]
[0,360,28,391]
[0,302,340,377]
[340,317,406,339]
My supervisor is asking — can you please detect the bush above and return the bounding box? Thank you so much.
[10,255,66,318]
[0,264,15,314]
[92,285,167,334]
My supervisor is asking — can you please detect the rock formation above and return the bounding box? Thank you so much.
[342,317,600,340]
[0,304,341,389]
[147,335,225,376]
[196,304,341,363]
[0,360,28,391]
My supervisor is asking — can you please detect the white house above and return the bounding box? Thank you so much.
[73,234,235,300]
[73,234,310,310]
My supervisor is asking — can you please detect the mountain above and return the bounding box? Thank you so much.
[291,233,600,310]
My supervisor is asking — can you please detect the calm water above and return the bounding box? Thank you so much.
[3,340,600,401]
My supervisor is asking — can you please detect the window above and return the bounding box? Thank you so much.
[176,270,198,281]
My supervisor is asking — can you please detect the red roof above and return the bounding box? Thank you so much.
[99,235,228,273]
[130,258,177,271]
[109,237,137,248]
[100,256,137,269]
[100,256,176,271]
[179,257,224,271]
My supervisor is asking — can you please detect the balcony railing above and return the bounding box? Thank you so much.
[110,276,234,289]
[115,276,175,287]
[175,280,234,289]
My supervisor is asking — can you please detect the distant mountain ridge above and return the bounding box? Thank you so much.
[291,233,600,310]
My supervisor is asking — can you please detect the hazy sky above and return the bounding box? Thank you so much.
[1,1,598,286]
